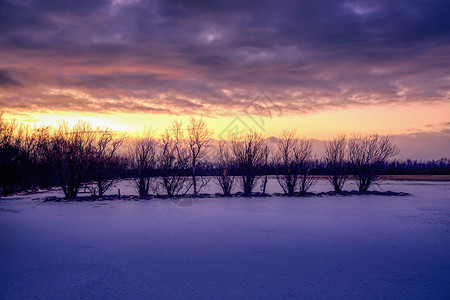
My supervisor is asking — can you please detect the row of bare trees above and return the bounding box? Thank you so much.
[1,114,400,198]
[127,122,399,197]
[38,121,125,199]
[274,130,316,195]
[128,118,213,197]
[0,114,43,194]
[324,135,400,192]
[0,114,126,198]
[211,130,398,196]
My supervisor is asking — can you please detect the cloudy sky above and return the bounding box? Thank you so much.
[0,0,449,158]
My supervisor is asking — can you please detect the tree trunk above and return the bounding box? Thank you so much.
[192,161,197,196]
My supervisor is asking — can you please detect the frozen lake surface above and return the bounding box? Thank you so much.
[1,180,449,299]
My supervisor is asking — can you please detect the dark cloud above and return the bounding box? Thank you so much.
[0,0,449,115]
[0,69,21,86]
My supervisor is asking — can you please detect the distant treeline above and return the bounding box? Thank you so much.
[1,114,448,198]
[383,158,450,175]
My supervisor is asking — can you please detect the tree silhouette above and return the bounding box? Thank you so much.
[348,134,399,191]
[129,129,157,197]
[215,141,235,196]
[324,135,348,192]
[187,117,213,196]
[231,131,266,197]
[89,128,125,198]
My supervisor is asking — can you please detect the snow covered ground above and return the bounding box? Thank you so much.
[1,179,449,299]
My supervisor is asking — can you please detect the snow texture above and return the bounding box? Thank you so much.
[1,180,449,299]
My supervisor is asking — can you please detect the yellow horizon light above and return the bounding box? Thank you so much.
[2,101,449,140]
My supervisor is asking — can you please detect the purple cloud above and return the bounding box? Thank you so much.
[0,0,449,115]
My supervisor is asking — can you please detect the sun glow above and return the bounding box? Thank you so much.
[4,102,449,140]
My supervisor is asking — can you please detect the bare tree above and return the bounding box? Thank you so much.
[47,121,96,199]
[348,134,400,192]
[0,116,38,194]
[260,144,270,195]
[0,116,19,193]
[17,123,43,191]
[298,148,318,195]
[33,125,55,189]
[275,130,302,196]
[215,141,235,196]
[187,117,213,196]
[157,121,191,197]
[324,135,348,192]
[89,128,125,198]
[129,129,157,197]
[274,130,316,195]
[231,131,266,197]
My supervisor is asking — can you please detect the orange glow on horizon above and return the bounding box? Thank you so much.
[4,101,449,140]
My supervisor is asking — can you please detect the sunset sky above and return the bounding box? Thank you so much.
[0,0,449,159]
